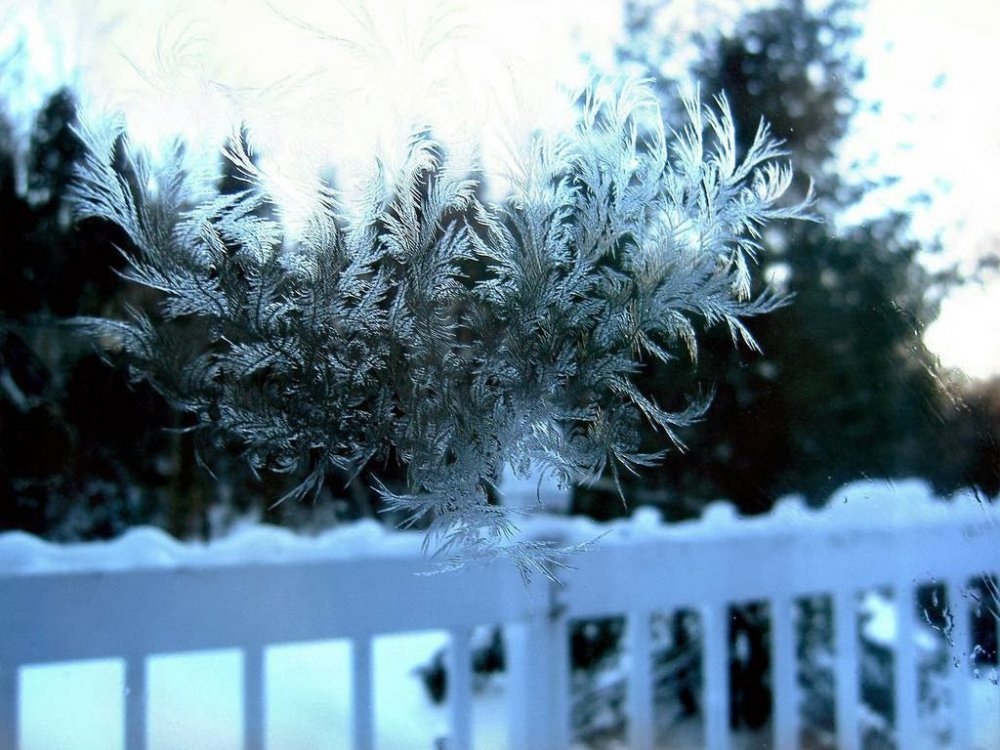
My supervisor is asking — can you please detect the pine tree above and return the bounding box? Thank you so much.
[71,82,811,572]
[577,0,948,519]
[0,89,178,539]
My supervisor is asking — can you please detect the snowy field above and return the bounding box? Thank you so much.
[3,479,999,750]
[18,632,499,750]
[14,633,1000,750]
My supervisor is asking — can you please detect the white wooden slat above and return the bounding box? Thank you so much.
[702,602,730,750]
[626,610,654,750]
[549,614,571,750]
[504,623,533,750]
[993,575,1000,689]
[448,628,473,750]
[893,583,919,747]
[995,578,1000,664]
[124,656,146,750]
[352,638,374,750]
[833,590,860,750]
[0,558,525,666]
[0,663,18,750]
[771,595,797,750]
[243,646,265,750]
[946,577,973,750]
[508,613,571,750]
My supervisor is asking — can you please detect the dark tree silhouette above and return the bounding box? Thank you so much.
[575,0,951,518]
[0,89,167,538]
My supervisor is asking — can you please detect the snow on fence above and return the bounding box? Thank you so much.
[1,480,998,750]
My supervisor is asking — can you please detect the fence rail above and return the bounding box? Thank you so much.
[1,492,998,749]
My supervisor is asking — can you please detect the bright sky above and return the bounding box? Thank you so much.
[842,0,1000,381]
[3,0,998,378]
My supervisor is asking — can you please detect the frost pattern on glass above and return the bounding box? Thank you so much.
[70,82,813,575]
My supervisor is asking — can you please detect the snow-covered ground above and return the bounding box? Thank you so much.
[3,478,999,749]
[1,478,994,577]
[17,644,999,750]
[18,632,510,750]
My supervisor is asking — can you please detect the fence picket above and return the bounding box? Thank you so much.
[448,628,473,750]
[504,622,534,750]
[124,656,146,750]
[626,610,653,750]
[702,602,730,750]
[893,582,919,746]
[833,590,859,750]
[352,638,374,750]
[771,595,797,750]
[243,646,265,750]
[549,614,571,750]
[946,577,972,750]
[506,611,570,750]
[0,663,17,750]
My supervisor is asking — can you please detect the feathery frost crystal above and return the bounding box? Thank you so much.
[71,82,813,577]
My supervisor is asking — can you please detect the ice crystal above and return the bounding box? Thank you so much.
[71,81,813,575]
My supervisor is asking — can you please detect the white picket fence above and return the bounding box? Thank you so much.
[1,488,998,750]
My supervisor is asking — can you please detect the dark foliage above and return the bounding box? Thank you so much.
[576,0,956,520]
[0,90,350,540]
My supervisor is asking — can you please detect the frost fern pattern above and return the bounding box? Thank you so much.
[71,83,813,575]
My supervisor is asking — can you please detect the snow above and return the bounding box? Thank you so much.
[18,634,508,750]
[1,475,993,582]
[0,519,424,577]
[19,650,999,750]
[858,590,938,652]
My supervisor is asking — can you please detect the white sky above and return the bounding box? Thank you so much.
[3,0,998,378]
[841,0,1000,380]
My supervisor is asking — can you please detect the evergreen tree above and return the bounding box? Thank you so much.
[933,376,1000,498]
[576,0,949,518]
[0,89,174,538]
